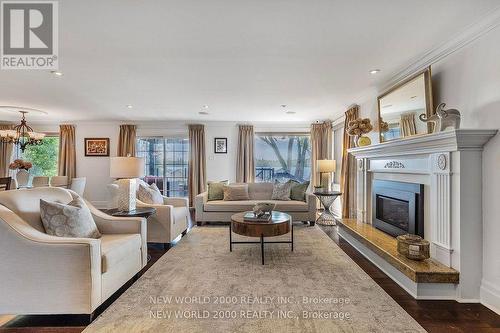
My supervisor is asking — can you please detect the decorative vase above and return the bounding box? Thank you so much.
[357,135,371,147]
[16,169,30,187]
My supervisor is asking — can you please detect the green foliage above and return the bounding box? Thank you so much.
[21,137,59,177]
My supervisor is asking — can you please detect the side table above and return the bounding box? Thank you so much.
[313,190,342,226]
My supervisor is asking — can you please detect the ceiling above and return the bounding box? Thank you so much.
[0,0,498,123]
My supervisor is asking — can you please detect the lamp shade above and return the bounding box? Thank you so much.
[110,157,145,178]
[317,159,336,173]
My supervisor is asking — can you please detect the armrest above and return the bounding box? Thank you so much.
[136,200,174,227]
[306,192,317,212]
[163,196,188,207]
[195,192,208,222]
[0,207,102,313]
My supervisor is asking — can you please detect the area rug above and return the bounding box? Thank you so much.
[84,224,425,333]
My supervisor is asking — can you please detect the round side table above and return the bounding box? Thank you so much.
[313,190,342,226]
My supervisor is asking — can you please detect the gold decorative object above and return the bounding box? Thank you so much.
[347,118,373,147]
[397,234,430,261]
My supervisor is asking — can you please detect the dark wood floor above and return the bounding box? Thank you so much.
[1,220,499,333]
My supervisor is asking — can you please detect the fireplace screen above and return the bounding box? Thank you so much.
[376,195,409,231]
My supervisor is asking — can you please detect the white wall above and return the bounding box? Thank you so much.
[354,25,500,313]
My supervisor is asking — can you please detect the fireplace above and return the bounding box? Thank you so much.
[372,180,424,238]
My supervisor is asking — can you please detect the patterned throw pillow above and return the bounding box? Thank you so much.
[289,180,310,202]
[207,180,229,201]
[271,182,292,201]
[137,183,164,204]
[223,184,250,201]
[40,196,101,238]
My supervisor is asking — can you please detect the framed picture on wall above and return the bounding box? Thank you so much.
[85,138,110,156]
[214,137,227,154]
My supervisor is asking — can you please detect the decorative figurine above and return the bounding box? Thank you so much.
[419,103,461,133]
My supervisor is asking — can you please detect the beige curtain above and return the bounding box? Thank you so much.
[340,105,359,218]
[236,125,255,183]
[188,124,206,207]
[310,122,333,187]
[400,113,417,137]
[58,125,76,180]
[117,125,137,157]
[0,124,14,177]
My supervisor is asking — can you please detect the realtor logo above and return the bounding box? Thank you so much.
[1,1,58,69]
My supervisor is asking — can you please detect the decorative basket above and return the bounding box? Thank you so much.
[397,234,430,261]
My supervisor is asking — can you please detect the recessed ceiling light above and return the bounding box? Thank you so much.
[369,69,381,74]
[50,71,63,76]
[202,105,209,109]
[126,104,133,109]
[199,111,209,115]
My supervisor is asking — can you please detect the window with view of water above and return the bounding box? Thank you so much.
[14,136,59,178]
[255,134,311,183]
[136,137,189,197]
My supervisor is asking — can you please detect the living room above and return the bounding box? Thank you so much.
[1,1,500,332]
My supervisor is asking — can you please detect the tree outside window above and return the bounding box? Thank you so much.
[15,136,59,177]
[255,134,311,183]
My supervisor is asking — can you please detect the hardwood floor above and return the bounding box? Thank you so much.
[1,221,499,333]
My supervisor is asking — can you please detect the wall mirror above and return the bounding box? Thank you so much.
[378,67,433,142]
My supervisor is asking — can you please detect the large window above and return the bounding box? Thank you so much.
[255,133,311,183]
[14,136,59,177]
[136,137,189,197]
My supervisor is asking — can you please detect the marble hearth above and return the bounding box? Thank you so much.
[339,129,497,302]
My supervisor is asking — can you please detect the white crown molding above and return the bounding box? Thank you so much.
[381,6,500,91]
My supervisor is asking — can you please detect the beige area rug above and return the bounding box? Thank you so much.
[84,224,425,333]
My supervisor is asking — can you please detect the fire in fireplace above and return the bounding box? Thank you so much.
[372,180,424,238]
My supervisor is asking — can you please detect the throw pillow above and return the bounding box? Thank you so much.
[207,180,229,201]
[271,182,292,201]
[290,180,310,201]
[223,184,250,201]
[40,196,101,238]
[137,183,163,204]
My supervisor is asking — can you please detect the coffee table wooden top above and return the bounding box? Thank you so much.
[231,211,291,238]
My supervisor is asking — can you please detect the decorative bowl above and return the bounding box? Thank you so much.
[252,202,276,217]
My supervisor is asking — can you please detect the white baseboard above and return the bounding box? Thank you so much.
[480,279,500,314]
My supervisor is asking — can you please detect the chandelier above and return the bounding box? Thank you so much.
[0,111,45,152]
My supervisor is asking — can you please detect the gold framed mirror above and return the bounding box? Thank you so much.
[378,67,433,143]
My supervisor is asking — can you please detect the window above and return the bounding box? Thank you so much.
[136,137,189,197]
[255,133,311,183]
[14,136,59,177]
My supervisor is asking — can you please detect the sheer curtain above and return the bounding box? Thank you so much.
[58,124,76,180]
[117,124,137,157]
[310,122,333,187]
[340,105,359,218]
[0,124,14,177]
[236,125,255,183]
[188,124,206,207]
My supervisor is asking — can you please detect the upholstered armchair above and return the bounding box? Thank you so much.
[107,180,190,245]
[0,187,147,318]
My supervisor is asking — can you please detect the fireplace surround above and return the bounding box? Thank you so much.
[372,180,424,238]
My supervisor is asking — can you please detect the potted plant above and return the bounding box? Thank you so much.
[9,159,33,187]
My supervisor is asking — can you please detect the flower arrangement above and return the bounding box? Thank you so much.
[379,120,389,133]
[9,159,33,171]
[347,118,373,147]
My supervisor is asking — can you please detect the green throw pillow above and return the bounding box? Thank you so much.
[207,180,229,201]
[289,180,310,201]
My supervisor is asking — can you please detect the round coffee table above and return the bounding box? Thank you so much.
[230,211,292,265]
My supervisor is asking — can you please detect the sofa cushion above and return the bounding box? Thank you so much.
[248,183,274,200]
[40,196,101,239]
[101,234,142,273]
[137,183,163,204]
[271,182,292,200]
[223,184,250,201]
[204,200,309,212]
[207,180,228,201]
[289,180,310,202]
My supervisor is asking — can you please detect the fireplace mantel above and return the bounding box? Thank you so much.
[342,128,497,302]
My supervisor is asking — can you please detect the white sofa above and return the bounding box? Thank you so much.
[107,179,189,245]
[0,187,147,317]
[195,183,317,225]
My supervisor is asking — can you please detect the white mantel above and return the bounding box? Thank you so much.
[348,129,497,302]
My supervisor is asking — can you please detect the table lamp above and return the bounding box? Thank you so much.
[110,156,145,211]
[317,159,336,191]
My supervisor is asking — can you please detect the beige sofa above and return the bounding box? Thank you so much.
[195,183,317,225]
[0,187,147,318]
